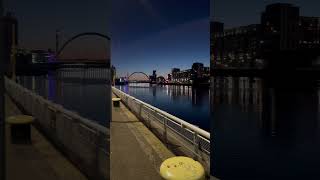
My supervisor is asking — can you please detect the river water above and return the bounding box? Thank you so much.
[116,83,210,131]
[17,75,211,131]
[18,75,110,127]
[211,76,320,179]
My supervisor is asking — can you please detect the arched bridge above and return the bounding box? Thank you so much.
[128,72,150,81]
[128,72,149,79]
[56,32,111,57]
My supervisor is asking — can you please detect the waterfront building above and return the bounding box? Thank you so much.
[167,74,172,81]
[170,64,209,83]
[213,24,262,68]
[30,50,52,63]
[171,68,180,82]
[211,3,320,68]
[299,16,320,49]
[149,70,157,82]
[261,3,300,51]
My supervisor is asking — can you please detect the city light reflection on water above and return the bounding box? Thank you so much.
[211,76,320,179]
[116,83,210,131]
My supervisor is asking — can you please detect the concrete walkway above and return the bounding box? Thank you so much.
[5,95,87,180]
[111,93,174,180]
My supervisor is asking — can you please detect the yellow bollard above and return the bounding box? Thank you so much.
[112,98,121,107]
[160,156,205,180]
[6,115,35,144]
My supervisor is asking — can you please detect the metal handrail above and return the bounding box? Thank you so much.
[112,86,210,159]
[5,77,109,179]
[112,87,210,139]
[5,77,109,135]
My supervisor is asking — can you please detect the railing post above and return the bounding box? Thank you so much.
[163,116,168,146]
[139,102,142,118]
[193,131,199,160]
[147,110,151,128]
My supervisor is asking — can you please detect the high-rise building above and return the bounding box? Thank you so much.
[211,3,320,68]
[212,24,262,68]
[261,3,300,51]
[299,16,320,49]
[191,62,204,79]
[171,68,180,82]
[211,21,224,68]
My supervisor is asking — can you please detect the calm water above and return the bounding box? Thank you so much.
[211,76,320,179]
[18,75,110,127]
[116,83,210,131]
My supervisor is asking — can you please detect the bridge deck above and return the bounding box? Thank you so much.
[5,95,87,180]
[111,93,174,180]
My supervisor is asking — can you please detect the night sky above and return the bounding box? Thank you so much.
[213,0,320,28]
[5,0,110,60]
[111,0,210,77]
[5,0,209,77]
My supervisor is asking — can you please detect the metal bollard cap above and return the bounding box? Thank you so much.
[160,156,205,180]
[6,115,35,124]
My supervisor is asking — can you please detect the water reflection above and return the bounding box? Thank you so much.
[211,76,320,179]
[117,83,210,130]
[18,75,110,127]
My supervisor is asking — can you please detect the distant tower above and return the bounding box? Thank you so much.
[153,70,156,77]
[152,70,157,82]
[56,30,60,57]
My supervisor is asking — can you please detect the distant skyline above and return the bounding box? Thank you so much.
[5,0,110,60]
[213,0,320,28]
[6,0,209,77]
[111,0,210,77]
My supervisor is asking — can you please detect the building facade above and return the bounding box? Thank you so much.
[171,63,210,84]
[211,3,320,68]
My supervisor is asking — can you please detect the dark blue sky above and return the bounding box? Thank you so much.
[213,0,320,28]
[111,0,210,77]
[6,0,209,77]
[5,0,110,59]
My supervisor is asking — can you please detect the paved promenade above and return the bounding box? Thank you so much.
[110,93,174,180]
[5,95,87,180]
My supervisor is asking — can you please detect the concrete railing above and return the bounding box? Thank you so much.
[112,87,210,166]
[5,77,109,180]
